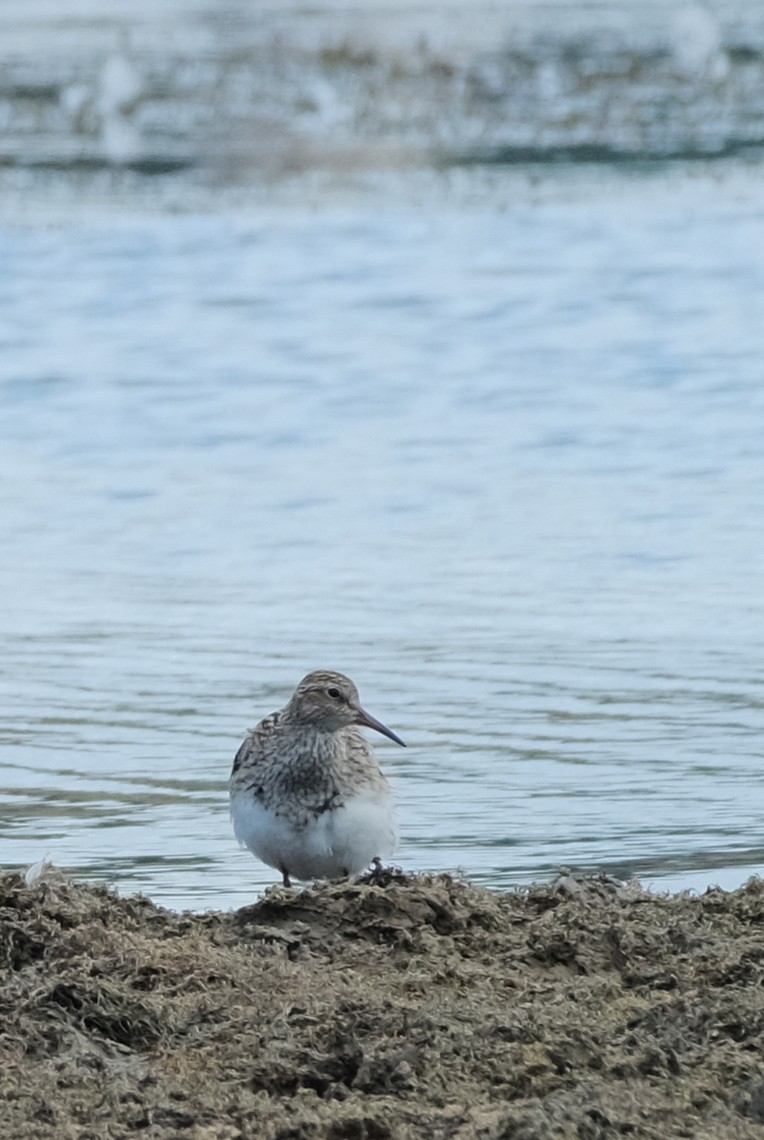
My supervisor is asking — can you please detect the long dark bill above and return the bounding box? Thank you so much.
[356,706,406,747]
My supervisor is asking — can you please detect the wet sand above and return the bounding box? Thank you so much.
[1,866,764,1138]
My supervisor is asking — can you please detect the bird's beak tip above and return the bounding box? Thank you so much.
[356,705,406,748]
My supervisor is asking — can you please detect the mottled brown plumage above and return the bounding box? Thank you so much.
[230,670,404,887]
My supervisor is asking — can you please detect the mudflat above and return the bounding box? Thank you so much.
[1,866,763,1138]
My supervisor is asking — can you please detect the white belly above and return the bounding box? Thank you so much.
[231,790,397,882]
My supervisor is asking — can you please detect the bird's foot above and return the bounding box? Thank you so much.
[357,858,407,888]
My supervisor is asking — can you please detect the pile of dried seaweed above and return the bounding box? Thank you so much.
[1,865,763,1138]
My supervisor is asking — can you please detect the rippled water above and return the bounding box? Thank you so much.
[1,165,763,909]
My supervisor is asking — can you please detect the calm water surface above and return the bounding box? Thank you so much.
[1,171,763,909]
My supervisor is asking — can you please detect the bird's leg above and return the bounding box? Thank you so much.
[281,868,292,888]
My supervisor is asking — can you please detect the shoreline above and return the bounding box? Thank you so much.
[1,2,764,215]
[2,866,763,1138]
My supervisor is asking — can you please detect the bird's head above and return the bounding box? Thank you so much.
[286,670,405,746]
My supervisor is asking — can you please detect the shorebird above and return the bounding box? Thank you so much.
[230,670,405,887]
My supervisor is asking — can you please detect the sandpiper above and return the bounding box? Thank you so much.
[230,670,405,887]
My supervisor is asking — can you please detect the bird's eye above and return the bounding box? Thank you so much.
[327,687,341,699]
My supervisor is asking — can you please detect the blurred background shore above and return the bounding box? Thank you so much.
[2,0,764,212]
